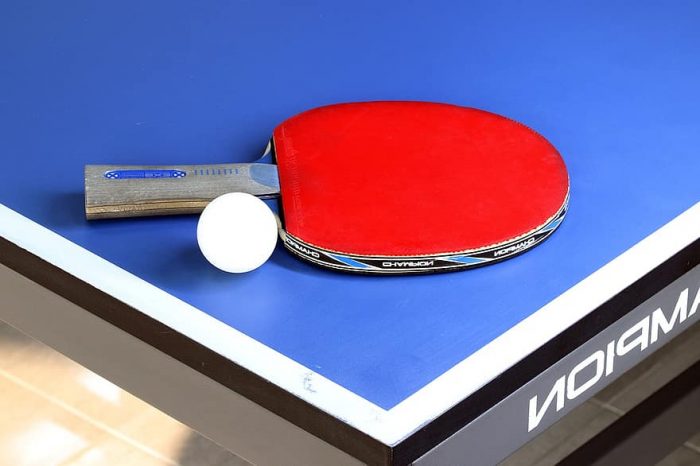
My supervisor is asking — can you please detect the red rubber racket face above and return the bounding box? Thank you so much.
[272,101,569,274]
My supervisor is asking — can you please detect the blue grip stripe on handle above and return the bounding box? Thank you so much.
[104,169,187,179]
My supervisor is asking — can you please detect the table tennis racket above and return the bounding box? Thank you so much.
[85,101,569,274]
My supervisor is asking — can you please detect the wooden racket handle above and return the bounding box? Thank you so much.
[84,163,280,219]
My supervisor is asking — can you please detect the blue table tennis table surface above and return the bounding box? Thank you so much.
[1,0,699,422]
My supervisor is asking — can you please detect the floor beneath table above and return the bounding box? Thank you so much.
[0,320,698,466]
[0,321,250,466]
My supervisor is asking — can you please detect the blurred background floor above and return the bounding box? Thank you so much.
[1,319,698,466]
[0,321,250,466]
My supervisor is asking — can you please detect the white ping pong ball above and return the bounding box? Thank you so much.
[197,193,278,273]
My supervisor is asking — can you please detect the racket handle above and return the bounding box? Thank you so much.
[84,163,280,219]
